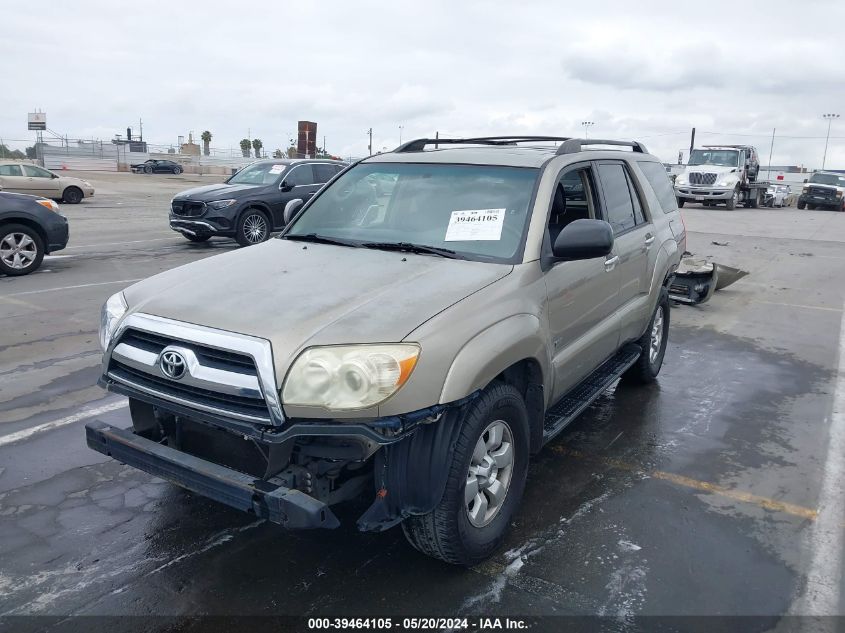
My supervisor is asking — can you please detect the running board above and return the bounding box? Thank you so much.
[542,343,642,443]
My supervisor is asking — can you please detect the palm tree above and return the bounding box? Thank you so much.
[200,131,212,156]
[239,138,251,157]
[252,138,263,159]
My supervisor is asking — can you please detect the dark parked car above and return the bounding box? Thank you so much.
[169,159,347,246]
[131,159,184,175]
[0,191,69,276]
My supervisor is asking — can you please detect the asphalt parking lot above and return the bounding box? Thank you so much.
[1,173,845,629]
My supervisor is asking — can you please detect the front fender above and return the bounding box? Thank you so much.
[439,313,550,404]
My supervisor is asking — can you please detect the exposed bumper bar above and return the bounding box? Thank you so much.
[170,219,218,235]
[85,420,339,529]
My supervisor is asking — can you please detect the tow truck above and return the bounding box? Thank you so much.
[674,145,769,210]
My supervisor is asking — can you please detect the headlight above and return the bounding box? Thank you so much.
[208,199,237,210]
[718,181,733,187]
[676,177,687,185]
[282,344,420,410]
[36,199,60,213]
[99,292,128,350]
[802,186,809,192]
[836,191,843,198]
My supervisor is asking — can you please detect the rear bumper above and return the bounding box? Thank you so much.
[85,420,340,529]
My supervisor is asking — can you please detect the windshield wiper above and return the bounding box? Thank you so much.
[282,233,362,248]
[361,241,466,259]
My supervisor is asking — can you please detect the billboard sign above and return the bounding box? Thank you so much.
[28,112,47,130]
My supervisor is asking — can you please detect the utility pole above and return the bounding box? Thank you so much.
[822,113,840,170]
[581,121,594,139]
[689,127,696,158]
[139,117,143,142]
[435,131,439,149]
[767,127,775,177]
[367,128,373,156]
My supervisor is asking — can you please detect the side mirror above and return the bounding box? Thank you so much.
[552,219,614,261]
[803,178,808,183]
[284,198,304,224]
[51,173,59,179]
[280,181,294,192]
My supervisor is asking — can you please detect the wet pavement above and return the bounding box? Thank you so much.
[1,180,844,630]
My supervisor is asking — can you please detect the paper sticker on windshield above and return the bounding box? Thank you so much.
[269,164,286,174]
[445,209,505,241]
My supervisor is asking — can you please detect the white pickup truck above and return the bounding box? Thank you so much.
[674,145,767,210]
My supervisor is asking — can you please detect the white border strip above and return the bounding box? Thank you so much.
[0,400,127,447]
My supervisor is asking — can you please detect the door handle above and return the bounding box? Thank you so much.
[644,233,655,246]
[604,255,619,272]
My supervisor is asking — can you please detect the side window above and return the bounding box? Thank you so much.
[638,161,679,214]
[547,166,597,245]
[312,164,337,184]
[0,164,23,176]
[625,170,646,224]
[597,163,637,234]
[23,165,52,178]
[286,164,313,187]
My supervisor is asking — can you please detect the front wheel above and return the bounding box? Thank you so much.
[0,224,45,276]
[623,287,670,384]
[402,383,530,566]
[725,188,739,210]
[797,201,806,210]
[144,165,153,174]
[172,166,182,175]
[62,187,83,204]
[677,198,685,208]
[235,209,271,247]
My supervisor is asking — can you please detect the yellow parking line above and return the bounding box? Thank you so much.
[550,445,818,521]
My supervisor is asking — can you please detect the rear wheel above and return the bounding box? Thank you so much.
[623,288,670,384]
[235,209,270,247]
[62,187,83,204]
[172,166,182,175]
[402,383,530,566]
[797,201,806,210]
[0,224,44,276]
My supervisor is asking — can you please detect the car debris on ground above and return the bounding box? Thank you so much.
[669,254,749,305]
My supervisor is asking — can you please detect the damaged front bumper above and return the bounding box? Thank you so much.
[86,420,340,528]
[668,258,748,305]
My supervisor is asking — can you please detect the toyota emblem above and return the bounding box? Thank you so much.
[160,350,187,380]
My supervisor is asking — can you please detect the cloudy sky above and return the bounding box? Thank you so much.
[2,0,845,168]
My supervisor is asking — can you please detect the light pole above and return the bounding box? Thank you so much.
[399,125,404,145]
[822,113,840,170]
[581,121,594,140]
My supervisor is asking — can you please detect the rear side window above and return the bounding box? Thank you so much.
[0,165,23,176]
[286,164,314,186]
[312,164,338,184]
[638,161,679,214]
[597,163,638,234]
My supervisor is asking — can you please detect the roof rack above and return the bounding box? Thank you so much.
[555,139,648,155]
[394,136,573,153]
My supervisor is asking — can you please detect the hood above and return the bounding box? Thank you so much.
[122,239,512,383]
[173,182,269,200]
[806,182,843,191]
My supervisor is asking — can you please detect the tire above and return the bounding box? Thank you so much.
[62,187,83,204]
[725,188,739,210]
[235,209,271,247]
[184,233,210,243]
[623,287,670,384]
[144,165,153,174]
[677,199,685,208]
[0,223,45,276]
[402,383,530,566]
[797,201,806,210]
[172,166,182,175]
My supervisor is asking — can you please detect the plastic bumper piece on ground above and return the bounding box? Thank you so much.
[85,420,339,529]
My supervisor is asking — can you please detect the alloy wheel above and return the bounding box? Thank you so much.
[0,232,38,270]
[243,214,268,243]
[465,420,514,527]
[649,306,665,365]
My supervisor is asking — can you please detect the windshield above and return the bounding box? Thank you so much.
[688,149,740,167]
[284,163,539,263]
[228,162,286,185]
[809,172,845,186]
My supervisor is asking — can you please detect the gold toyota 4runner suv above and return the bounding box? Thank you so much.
[88,136,684,565]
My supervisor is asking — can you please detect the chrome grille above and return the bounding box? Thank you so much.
[108,327,272,423]
[808,186,835,199]
[171,200,207,217]
[689,173,718,186]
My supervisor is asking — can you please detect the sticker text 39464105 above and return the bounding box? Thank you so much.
[444,208,505,241]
